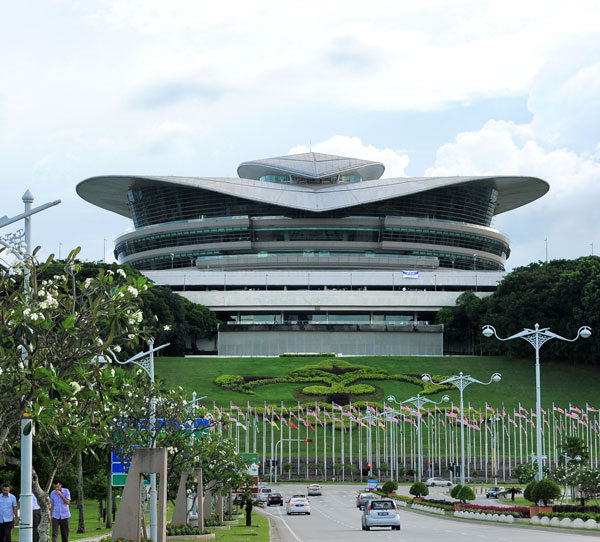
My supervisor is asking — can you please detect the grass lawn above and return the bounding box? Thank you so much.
[155,354,600,412]
[202,512,269,542]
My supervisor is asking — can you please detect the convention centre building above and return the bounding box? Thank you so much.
[77,152,548,355]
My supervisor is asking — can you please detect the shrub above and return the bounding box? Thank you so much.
[450,484,463,499]
[523,480,537,503]
[457,486,476,503]
[382,480,399,494]
[532,478,561,506]
[409,481,429,498]
[215,374,244,389]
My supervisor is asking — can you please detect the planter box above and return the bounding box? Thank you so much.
[529,506,552,517]
[454,503,463,511]
[413,497,423,503]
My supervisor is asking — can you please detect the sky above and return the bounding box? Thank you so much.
[1,0,599,270]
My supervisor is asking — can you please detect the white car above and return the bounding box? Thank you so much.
[256,487,272,502]
[425,477,452,487]
[286,497,311,515]
[361,499,401,531]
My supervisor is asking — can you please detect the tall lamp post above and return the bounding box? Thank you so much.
[421,372,501,486]
[107,339,170,542]
[482,323,591,483]
[387,394,449,482]
[0,191,61,542]
[561,453,581,504]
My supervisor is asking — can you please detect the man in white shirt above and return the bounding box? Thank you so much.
[0,484,18,542]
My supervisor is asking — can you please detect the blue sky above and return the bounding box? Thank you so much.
[1,1,599,269]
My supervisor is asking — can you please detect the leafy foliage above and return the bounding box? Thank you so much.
[532,478,561,506]
[457,485,476,503]
[409,481,429,498]
[450,484,463,499]
[382,480,398,494]
[523,480,537,503]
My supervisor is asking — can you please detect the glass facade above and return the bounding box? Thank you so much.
[127,184,498,229]
[122,182,504,271]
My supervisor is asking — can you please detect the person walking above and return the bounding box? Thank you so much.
[50,480,71,542]
[0,484,17,542]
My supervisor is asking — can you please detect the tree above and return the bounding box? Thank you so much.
[457,486,476,503]
[234,479,265,527]
[409,482,428,499]
[382,480,398,495]
[574,467,600,505]
[504,487,523,501]
[0,250,152,542]
[531,478,561,506]
[559,436,589,463]
[513,463,537,484]
[450,484,463,499]
[523,480,537,503]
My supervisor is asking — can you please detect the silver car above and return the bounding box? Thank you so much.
[356,492,377,509]
[361,499,401,531]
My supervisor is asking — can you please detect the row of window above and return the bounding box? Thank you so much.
[127,185,498,229]
[115,224,507,260]
[127,248,503,271]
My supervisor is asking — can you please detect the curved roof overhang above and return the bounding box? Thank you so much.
[76,174,549,219]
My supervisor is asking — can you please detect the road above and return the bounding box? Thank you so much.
[262,484,596,542]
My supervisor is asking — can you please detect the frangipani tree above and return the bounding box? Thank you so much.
[0,248,153,541]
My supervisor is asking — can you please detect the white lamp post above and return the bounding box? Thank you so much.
[482,323,591,484]
[0,191,61,542]
[387,394,449,482]
[106,339,170,542]
[421,372,501,486]
[561,453,581,504]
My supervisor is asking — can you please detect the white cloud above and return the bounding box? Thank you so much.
[289,136,409,177]
[426,120,600,268]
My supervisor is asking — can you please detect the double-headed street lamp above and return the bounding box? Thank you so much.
[387,394,449,482]
[561,453,581,504]
[421,372,501,486]
[482,323,591,483]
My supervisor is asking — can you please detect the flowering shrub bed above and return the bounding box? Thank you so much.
[461,503,530,518]
[167,524,204,535]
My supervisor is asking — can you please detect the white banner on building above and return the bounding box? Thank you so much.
[403,270,419,279]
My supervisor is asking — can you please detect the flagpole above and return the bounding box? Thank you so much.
[314,402,318,477]
[349,402,353,480]
[331,402,336,480]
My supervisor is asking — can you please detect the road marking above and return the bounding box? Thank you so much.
[264,508,303,541]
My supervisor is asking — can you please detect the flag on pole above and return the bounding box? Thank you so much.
[290,421,299,430]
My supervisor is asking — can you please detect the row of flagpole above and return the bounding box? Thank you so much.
[208,399,600,482]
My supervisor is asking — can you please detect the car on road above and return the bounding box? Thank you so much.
[486,486,506,499]
[356,492,378,509]
[267,492,283,506]
[286,497,311,515]
[361,498,401,531]
[425,477,452,487]
[257,487,272,502]
[307,484,322,496]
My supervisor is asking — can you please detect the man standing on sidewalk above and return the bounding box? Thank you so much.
[0,483,18,542]
[50,480,71,542]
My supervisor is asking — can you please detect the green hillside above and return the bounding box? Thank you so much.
[154,355,600,412]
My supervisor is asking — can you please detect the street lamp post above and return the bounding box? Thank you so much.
[561,453,581,504]
[272,438,310,483]
[387,394,449,482]
[0,191,61,542]
[107,339,170,542]
[482,323,591,484]
[421,372,501,486]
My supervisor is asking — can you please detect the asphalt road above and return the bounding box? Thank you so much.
[262,484,596,542]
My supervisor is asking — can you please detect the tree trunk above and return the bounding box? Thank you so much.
[245,502,252,527]
[77,451,85,533]
[32,470,52,542]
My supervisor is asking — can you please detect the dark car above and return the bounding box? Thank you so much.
[267,492,284,506]
[486,486,505,499]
